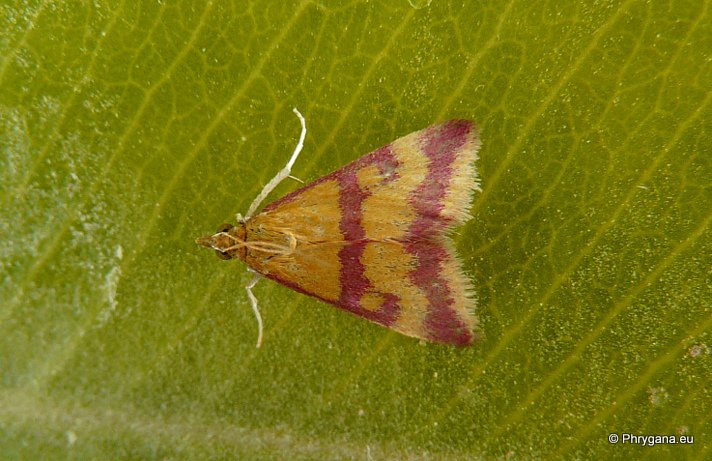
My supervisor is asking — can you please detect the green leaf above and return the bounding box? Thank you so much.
[1,1,710,459]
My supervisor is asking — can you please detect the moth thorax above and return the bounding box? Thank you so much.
[247,223,298,257]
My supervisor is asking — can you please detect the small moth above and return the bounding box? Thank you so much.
[197,109,481,347]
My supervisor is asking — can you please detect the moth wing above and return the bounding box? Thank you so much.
[261,119,481,240]
[248,238,474,345]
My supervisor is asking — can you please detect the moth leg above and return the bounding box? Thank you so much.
[245,271,264,348]
[244,107,307,219]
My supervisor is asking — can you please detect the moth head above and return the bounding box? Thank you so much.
[195,223,245,260]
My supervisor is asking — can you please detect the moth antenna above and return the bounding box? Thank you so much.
[245,272,264,348]
[219,236,291,256]
[245,107,307,219]
[244,241,292,254]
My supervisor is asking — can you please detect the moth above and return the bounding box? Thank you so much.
[197,109,481,347]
